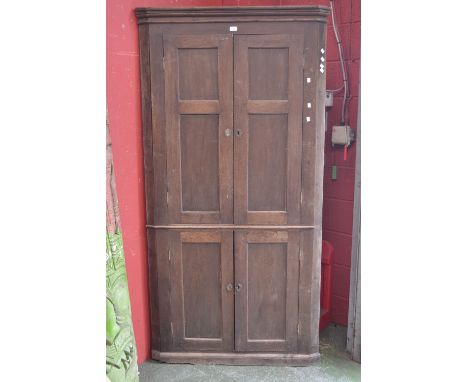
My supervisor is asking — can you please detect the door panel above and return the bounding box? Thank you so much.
[234,34,304,225]
[248,47,289,100]
[234,230,300,352]
[182,242,222,339]
[170,230,234,351]
[164,34,233,224]
[247,241,287,340]
[180,114,220,212]
[248,114,288,212]
[178,48,219,100]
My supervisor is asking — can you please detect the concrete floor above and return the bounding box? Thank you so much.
[139,325,360,382]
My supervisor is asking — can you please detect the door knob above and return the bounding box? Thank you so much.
[226,283,233,292]
[235,283,242,292]
[224,128,232,137]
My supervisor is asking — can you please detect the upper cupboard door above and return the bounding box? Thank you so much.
[163,35,234,224]
[234,35,304,225]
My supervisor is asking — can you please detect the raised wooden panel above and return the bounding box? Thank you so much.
[182,242,222,338]
[164,34,233,224]
[247,243,287,340]
[170,230,234,351]
[178,48,219,100]
[234,34,304,225]
[248,114,288,212]
[249,48,289,100]
[235,230,300,352]
[180,114,220,212]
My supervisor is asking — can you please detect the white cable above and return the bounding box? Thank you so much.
[329,84,345,93]
[330,0,349,124]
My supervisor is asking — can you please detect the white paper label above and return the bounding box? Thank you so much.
[306,77,311,83]
[306,117,311,122]
[229,26,237,32]
[307,102,312,108]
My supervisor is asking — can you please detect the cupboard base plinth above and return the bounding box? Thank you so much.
[152,350,320,366]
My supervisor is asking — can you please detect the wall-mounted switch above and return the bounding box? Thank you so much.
[332,125,355,147]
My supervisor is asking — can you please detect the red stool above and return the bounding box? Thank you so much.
[320,240,333,330]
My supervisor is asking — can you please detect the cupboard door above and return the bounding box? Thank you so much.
[234,230,300,352]
[163,34,234,224]
[169,230,234,351]
[233,35,304,225]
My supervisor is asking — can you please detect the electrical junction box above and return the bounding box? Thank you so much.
[332,125,355,146]
[325,91,333,107]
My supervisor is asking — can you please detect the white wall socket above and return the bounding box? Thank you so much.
[325,91,333,107]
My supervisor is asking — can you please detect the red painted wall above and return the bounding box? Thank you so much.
[322,0,360,326]
[107,0,360,363]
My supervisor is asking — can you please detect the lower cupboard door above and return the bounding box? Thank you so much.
[169,230,234,351]
[234,230,300,352]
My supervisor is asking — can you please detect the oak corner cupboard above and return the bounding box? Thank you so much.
[136,6,330,366]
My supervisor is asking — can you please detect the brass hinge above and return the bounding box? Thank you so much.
[166,190,169,207]
[300,191,303,205]
[168,249,171,262]
[170,322,174,339]
[297,321,301,335]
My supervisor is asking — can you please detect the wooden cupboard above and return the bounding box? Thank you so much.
[136,6,329,366]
